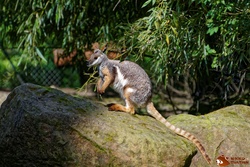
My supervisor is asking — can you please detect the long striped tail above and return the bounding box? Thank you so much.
[146,102,211,164]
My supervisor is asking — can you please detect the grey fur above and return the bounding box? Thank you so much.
[87,49,152,107]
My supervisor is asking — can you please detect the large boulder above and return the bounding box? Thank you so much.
[0,83,249,167]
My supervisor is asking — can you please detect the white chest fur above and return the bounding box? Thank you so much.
[113,65,127,92]
[114,65,127,87]
[112,65,135,98]
[98,65,104,78]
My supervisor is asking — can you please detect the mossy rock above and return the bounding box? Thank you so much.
[0,83,249,167]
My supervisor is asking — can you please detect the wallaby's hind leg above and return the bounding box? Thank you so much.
[107,101,135,114]
[107,87,135,114]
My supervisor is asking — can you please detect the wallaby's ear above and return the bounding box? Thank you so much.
[93,49,102,54]
[93,49,98,53]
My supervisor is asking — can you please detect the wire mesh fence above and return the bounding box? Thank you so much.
[22,66,63,86]
[0,64,82,107]
[0,66,62,107]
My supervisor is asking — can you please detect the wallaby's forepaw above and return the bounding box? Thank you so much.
[97,88,105,94]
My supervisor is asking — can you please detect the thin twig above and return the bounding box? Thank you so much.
[113,0,121,11]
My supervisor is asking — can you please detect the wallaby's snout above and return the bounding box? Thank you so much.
[87,53,98,67]
[86,49,107,67]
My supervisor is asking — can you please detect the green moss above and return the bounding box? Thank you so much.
[104,135,114,143]
[75,107,86,113]
[70,126,107,153]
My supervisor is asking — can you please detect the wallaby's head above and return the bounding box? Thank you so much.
[87,49,107,67]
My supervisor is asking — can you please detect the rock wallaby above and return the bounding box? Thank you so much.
[87,49,211,164]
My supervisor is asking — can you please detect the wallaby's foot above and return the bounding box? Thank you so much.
[107,103,135,114]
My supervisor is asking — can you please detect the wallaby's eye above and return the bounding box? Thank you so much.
[94,56,98,60]
[94,50,99,54]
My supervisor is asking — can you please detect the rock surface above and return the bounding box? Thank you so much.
[0,83,249,167]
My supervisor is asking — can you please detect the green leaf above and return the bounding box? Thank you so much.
[35,47,47,63]
[152,0,156,5]
[207,26,219,35]
[165,34,170,45]
[142,0,152,8]
[170,26,178,36]
[205,45,216,54]
[211,57,219,68]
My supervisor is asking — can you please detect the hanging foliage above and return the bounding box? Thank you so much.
[0,0,147,63]
[121,0,250,113]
